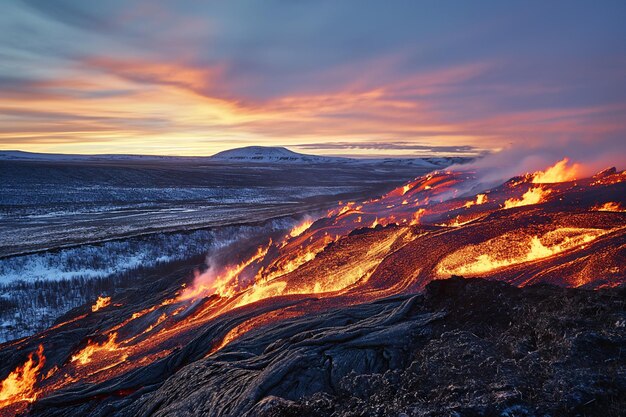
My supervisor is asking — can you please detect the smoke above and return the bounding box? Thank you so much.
[186,215,312,297]
[450,138,626,186]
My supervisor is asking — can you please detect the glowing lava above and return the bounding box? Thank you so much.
[503,187,551,209]
[0,345,45,408]
[464,193,488,208]
[436,228,612,277]
[179,242,271,300]
[289,219,313,238]
[91,295,111,312]
[593,202,625,212]
[71,333,121,365]
[531,158,580,183]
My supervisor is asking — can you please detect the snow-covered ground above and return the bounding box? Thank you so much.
[0,218,299,342]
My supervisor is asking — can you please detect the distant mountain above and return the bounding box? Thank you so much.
[0,147,473,167]
[210,146,346,163]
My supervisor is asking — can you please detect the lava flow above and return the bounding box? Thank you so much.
[1,158,625,416]
[0,346,44,411]
[91,296,111,312]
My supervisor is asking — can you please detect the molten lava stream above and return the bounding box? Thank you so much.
[206,229,407,353]
[233,228,405,309]
[23,294,226,399]
[0,345,45,415]
[91,295,111,312]
[436,227,615,277]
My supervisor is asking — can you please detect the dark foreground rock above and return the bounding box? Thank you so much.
[30,278,625,417]
[258,279,626,417]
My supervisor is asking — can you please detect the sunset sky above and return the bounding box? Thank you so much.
[1,1,625,157]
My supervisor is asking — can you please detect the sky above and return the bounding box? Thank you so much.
[1,0,625,158]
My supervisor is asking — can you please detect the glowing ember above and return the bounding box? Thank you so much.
[464,193,488,208]
[0,345,45,408]
[289,219,313,238]
[91,296,111,312]
[71,333,120,365]
[503,187,550,209]
[409,208,426,225]
[142,313,167,334]
[438,215,472,227]
[531,158,580,183]
[593,202,625,212]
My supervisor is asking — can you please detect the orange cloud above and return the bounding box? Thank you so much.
[83,57,224,97]
[0,56,623,157]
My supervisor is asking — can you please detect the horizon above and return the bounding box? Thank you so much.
[0,1,625,160]
[0,145,481,159]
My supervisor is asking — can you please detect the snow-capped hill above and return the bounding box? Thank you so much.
[209,147,472,167]
[210,146,345,163]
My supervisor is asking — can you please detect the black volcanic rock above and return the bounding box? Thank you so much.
[28,278,626,417]
[248,279,626,417]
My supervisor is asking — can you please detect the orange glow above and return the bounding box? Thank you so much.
[593,202,625,212]
[179,243,271,300]
[464,193,488,208]
[591,170,626,186]
[503,187,550,209]
[260,234,338,283]
[142,313,167,335]
[234,229,402,308]
[0,57,501,157]
[91,296,111,312]
[330,202,362,217]
[0,345,45,408]
[71,333,121,365]
[208,309,305,356]
[409,208,426,225]
[438,215,474,227]
[289,219,313,238]
[437,228,611,277]
[531,158,580,183]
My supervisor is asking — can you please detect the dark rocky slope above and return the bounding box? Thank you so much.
[261,278,626,417]
[31,278,625,417]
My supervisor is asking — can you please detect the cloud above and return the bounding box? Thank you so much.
[83,57,224,98]
[21,0,116,31]
[294,141,482,155]
[0,1,624,158]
